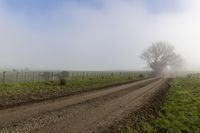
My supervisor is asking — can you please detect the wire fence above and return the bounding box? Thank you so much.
[186,73,200,78]
[0,71,152,84]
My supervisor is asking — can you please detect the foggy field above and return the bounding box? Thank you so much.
[1,0,200,132]
[125,78,200,133]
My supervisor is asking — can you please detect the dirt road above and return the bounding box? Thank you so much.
[0,78,167,133]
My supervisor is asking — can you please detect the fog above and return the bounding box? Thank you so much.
[0,0,200,71]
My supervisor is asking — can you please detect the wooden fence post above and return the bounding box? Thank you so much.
[33,72,35,83]
[24,72,27,82]
[52,72,54,81]
[77,72,79,80]
[111,72,114,79]
[85,72,88,80]
[71,72,74,80]
[39,72,41,82]
[2,71,6,84]
[16,72,19,82]
[82,72,85,80]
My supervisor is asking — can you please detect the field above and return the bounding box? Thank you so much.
[0,71,148,109]
[126,77,200,133]
[2,74,199,133]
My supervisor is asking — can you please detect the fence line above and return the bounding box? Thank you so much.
[0,71,152,84]
[187,73,200,78]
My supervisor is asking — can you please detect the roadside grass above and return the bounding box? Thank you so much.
[0,76,144,108]
[126,77,200,133]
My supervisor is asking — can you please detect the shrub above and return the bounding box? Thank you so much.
[58,77,66,86]
[139,73,144,78]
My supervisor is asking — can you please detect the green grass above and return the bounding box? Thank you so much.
[0,76,144,107]
[128,78,200,133]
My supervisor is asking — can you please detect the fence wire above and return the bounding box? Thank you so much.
[0,71,152,84]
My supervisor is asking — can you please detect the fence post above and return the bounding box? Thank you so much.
[16,72,19,82]
[85,72,88,80]
[2,71,6,84]
[52,72,54,81]
[82,72,85,80]
[77,72,79,80]
[33,72,35,83]
[39,72,41,82]
[24,72,27,82]
[111,72,114,79]
[71,72,74,80]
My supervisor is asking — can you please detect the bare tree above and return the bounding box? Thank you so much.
[140,41,182,75]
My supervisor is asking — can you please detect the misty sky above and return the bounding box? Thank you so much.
[1,0,200,70]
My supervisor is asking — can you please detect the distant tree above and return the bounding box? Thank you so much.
[140,41,183,75]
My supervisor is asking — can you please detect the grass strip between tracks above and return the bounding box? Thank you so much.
[125,77,200,133]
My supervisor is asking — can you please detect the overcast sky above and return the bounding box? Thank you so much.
[0,0,200,71]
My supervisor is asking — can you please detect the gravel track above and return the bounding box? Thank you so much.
[0,78,166,133]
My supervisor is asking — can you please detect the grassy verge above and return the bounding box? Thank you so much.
[0,77,144,108]
[127,78,200,133]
